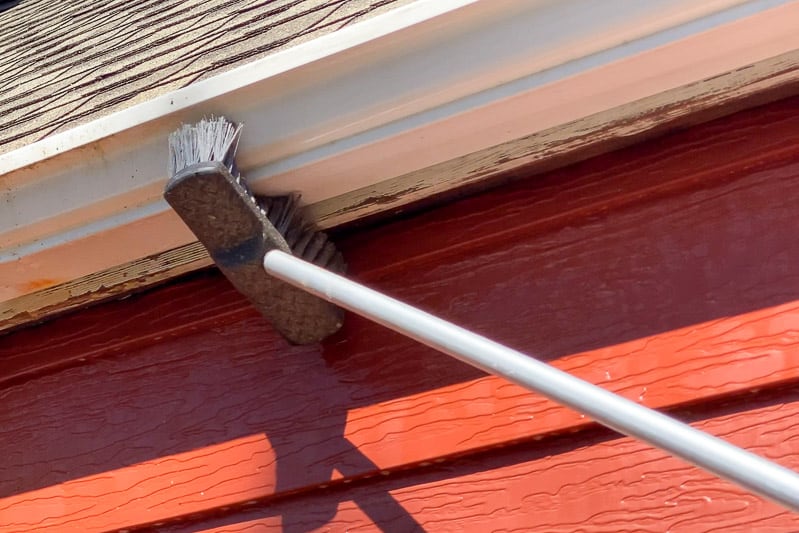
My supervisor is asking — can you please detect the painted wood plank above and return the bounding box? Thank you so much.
[2,297,799,531]
[169,388,799,532]
[3,95,799,530]
[6,92,799,378]
[0,271,251,388]
[0,309,799,531]
[4,45,799,333]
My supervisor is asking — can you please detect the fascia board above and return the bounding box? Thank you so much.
[0,0,797,306]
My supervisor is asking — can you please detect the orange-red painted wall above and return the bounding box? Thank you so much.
[3,96,799,531]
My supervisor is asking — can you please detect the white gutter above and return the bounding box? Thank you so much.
[0,0,797,304]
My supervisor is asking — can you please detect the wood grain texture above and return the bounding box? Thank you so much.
[0,243,214,334]
[0,0,413,153]
[4,47,799,333]
[164,388,799,533]
[3,95,799,530]
[309,48,799,228]
[0,271,250,387]
[3,299,799,531]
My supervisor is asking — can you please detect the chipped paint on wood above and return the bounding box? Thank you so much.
[310,49,799,227]
[4,49,799,333]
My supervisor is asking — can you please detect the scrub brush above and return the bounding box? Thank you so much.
[164,117,344,344]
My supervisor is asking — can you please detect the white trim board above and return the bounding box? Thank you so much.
[1,0,798,307]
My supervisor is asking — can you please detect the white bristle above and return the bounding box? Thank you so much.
[168,116,242,176]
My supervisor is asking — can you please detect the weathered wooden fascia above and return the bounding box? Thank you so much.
[1,0,798,324]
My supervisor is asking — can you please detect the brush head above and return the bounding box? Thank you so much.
[164,117,344,345]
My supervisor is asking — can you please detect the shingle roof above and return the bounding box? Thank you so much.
[0,0,413,154]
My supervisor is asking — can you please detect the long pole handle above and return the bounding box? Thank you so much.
[264,249,799,511]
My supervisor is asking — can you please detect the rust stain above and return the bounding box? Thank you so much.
[19,278,62,292]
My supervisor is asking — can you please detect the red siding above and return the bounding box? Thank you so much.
[179,390,799,533]
[2,95,799,531]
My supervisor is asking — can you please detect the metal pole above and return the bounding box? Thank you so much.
[264,249,799,511]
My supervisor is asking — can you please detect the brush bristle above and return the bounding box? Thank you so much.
[168,116,242,177]
[168,116,345,273]
[258,194,346,272]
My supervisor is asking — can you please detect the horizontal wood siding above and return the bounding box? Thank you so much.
[2,95,799,530]
[165,389,799,532]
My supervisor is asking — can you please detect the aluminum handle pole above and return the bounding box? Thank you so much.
[264,249,799,511]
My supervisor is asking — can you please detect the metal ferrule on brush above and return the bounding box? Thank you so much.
[164,119,344,345]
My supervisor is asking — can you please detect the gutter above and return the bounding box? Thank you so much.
[2,0,799,324]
